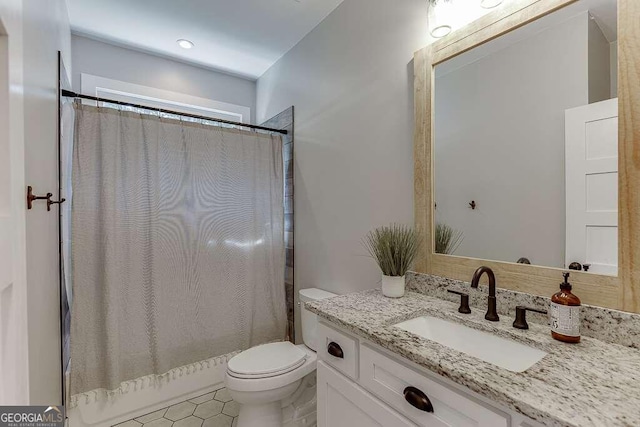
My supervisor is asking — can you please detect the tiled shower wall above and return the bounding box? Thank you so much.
[261,107,295,341]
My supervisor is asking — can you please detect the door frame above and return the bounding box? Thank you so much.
[57,50,71,408]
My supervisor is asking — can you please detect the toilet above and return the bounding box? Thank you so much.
[225,288,337,427]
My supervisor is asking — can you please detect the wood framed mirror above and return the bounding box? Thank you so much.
[414,0,639,313]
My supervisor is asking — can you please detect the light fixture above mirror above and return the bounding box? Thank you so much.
[428,0,507,39]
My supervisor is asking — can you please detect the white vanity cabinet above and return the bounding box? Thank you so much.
[317,321,544,427]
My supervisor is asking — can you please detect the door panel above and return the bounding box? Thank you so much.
[565,98,618,275]
[0,7,29,404]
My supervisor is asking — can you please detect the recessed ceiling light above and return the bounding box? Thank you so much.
[480,0,503,8]
[177,39,194,49]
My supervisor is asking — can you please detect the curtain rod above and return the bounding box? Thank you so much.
[60,89,288,135]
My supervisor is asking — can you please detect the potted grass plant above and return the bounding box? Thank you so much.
[363,224,421,298]
[435,223,463,255]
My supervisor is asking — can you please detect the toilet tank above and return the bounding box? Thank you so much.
[299,288,337,351]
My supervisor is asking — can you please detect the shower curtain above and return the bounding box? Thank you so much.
[69,104,286,396]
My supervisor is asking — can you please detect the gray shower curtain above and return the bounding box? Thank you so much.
[70,104,286,396]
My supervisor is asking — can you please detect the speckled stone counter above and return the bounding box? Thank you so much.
[406,272,640,349]
[306,289,640,427]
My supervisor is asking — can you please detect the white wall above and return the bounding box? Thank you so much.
[71,36,257,123]
[434,13,591,269]
[256,0,428,341]
[0,0,71,405]
[23,0,71,405]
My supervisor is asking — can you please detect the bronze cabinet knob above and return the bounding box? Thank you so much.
[327,342,344,359]
[403,386,434,413]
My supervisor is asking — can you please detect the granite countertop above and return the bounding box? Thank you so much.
[306,289,640,427]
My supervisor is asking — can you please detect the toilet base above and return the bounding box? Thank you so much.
[236,401,281,427]
[225,344,319,427]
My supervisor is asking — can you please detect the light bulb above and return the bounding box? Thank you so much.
[431,25,452,38]
[428,0,454,39]
[480,0,503,9]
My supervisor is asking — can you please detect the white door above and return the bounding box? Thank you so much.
[0,5,29,404]
[565,98,618,275]
[317,362,415,427]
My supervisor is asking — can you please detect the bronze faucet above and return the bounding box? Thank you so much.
[470,266,499,322]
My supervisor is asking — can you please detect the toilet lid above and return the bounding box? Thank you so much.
[227,342,308,379]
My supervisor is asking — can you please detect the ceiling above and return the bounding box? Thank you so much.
[66,0,345,80]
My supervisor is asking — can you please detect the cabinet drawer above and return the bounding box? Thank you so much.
[317,322,359,380]
[360,344,509,427]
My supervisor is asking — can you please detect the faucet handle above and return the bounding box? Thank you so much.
[513,306,548,330]
[447,289,471,314]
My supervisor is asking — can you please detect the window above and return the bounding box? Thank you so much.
[80,74,251,123]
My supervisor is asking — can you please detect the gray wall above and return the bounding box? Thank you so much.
[71,35,257,122]
[434,13,592,269]
[256,0,429,341]
[588,18,612,103]
[610,40,618,98]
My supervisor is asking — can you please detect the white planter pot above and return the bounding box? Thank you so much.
[381,275,405,298]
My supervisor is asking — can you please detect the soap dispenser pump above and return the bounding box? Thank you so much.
[550,272,581,343]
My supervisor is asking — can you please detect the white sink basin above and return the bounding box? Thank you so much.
[394,316,547,373]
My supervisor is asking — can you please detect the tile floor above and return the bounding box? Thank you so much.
[114,387,239,427]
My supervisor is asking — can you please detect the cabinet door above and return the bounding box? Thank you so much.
[317,361,415,427]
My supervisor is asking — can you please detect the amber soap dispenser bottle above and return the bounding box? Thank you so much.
[550,272,581,343]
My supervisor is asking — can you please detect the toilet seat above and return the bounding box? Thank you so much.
[225,344,317,393]
[227,342,308,379]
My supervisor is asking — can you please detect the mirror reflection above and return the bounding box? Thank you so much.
[434,0,618,275]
